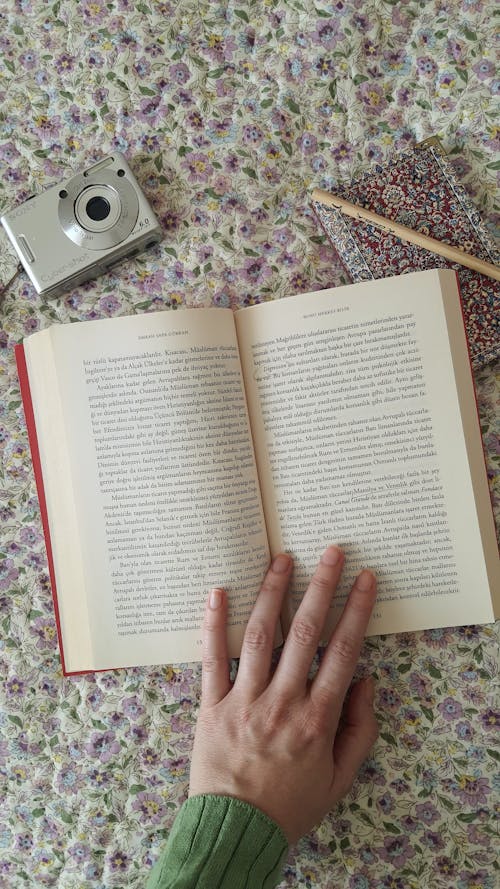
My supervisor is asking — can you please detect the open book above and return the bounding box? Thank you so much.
[16,269,500,674]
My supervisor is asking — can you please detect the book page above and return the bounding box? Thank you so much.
[25,308,271,672]
[235,269,499,637]
[24,331,93,674]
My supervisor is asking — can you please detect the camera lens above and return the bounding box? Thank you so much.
[74,184,122,235]
[61,169,140,248]
[86,196,111,221]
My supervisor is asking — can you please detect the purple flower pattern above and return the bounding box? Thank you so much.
[0,2,498,887]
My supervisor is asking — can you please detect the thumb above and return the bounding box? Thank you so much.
[331,677,379,801]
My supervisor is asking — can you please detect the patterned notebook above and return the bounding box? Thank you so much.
[312,145,500,368]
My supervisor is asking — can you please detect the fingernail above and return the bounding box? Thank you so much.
[321,545,342,566]
[209,588,223,609]
[355,570,374,592]
[272,553,291,574]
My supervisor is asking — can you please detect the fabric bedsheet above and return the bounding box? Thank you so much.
[0,2,498,887]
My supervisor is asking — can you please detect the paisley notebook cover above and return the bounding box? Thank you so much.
[312,145,499,368]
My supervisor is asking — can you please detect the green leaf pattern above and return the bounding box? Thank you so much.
[0,1,498,887]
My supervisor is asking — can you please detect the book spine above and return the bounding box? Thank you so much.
[15,344,69,676]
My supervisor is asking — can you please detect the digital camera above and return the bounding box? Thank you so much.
[1,153,162,298]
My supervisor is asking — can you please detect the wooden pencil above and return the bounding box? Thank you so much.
[311,188,500,283]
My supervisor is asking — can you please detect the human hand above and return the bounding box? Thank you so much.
[189,546,378,844]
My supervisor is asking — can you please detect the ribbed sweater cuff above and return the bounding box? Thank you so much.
[145,794,288,889]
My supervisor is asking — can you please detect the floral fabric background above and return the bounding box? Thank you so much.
[0,1,499,888]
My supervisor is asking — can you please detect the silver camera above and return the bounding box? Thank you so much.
[1,153,162,298]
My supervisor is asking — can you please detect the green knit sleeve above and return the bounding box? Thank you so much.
[145,794,288,889]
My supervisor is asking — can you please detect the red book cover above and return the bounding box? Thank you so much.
[16,344,158,676]
[15,344,70,674]
[15,344,106,676]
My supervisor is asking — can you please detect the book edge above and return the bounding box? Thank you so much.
[15,343,70,676]
[16,344,167,677]
[441,270,500,619]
